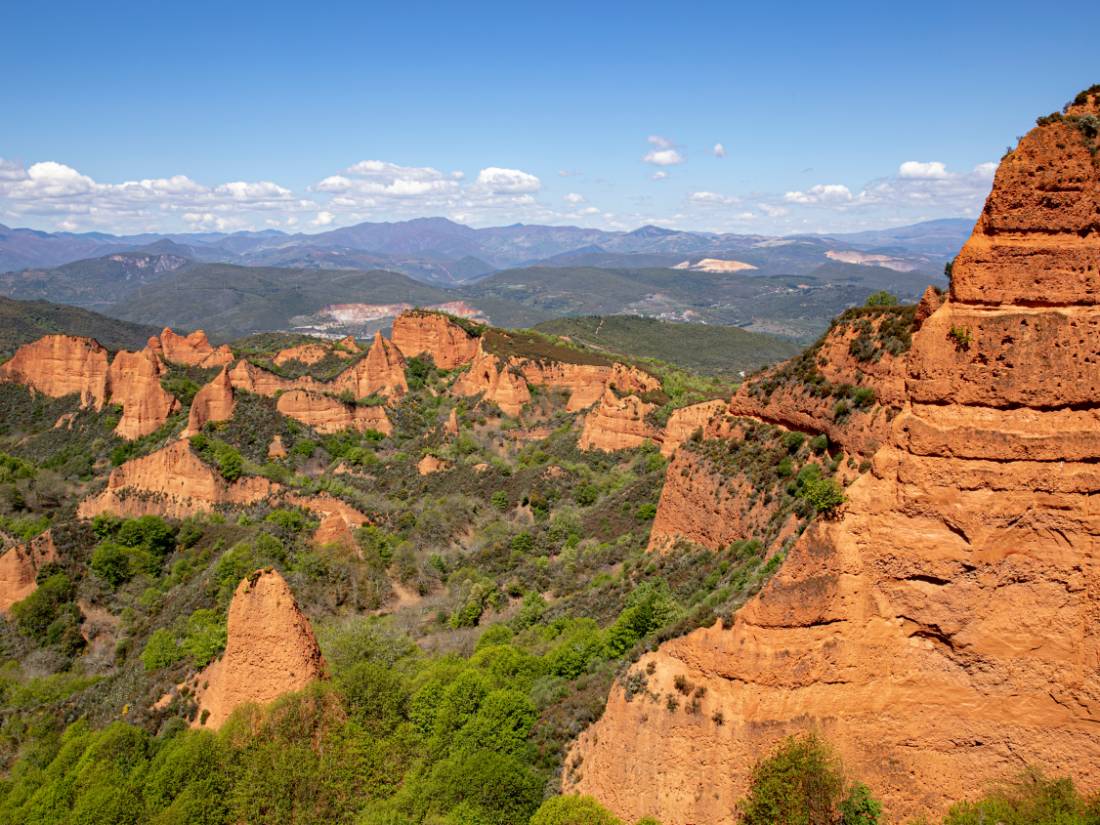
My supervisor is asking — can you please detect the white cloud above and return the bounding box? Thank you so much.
[713,142,727,158]
[475,166,542,194]
[758,203,789,218]
[214,180,292,200]
[973,161,998,178]
[0,158,27,182]
[783,183,853,204]
[643,148,684,166]
[316,160,461,198]
[563,192,585,204]
[312,210,335,226]
[651,171,669,181]
[689,191,740,206]
[898,160,949,179]
[648,135,673,149]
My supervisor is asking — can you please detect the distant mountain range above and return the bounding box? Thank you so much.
[0,216,972,286]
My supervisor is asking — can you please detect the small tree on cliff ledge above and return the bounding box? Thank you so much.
[737,733,882,825]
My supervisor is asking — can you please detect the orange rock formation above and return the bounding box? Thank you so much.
[660,399,727,457]
[149,328,233,368]
[391,310,480,369]
[331,331,408,400]
[0,335,110,409]
[190,569,325,729]
[78,440,273,519]
[565,91,1100,823]
[108,348,180,439]
[0,531,58,613]
[186,366,235,435]
[452,344,531,416]
[578,389,661,451]
[275,389,392,435]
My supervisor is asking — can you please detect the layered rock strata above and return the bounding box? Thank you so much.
[565,92,1100,823]
[149,328,233,368]
[578,389,661,451]
[391,310,480,369]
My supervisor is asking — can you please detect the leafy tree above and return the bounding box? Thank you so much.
[141,628,183,672]
[942,768,1099,825]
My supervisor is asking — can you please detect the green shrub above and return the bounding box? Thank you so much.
[181,609,227,668]
[530,795,623,825]
[941,768,1098,825]
[864,291,898,307]
[10,572,83,654]
[737,733,846,825]
[141,628,183,671]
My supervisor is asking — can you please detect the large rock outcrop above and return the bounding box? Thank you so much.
[149,328,233,368]
[0,335,110,409]
[332,331,408,400]
[0,531,58,613]
[186,366,235,435]
[452,344,531,417]
[660,399,727,457]
[190,569,325,729]
[108,348,180,439]
[516,360,661,412]
[274,389,392,435]
[392,310,480,369]
[565,91,1100,823]
[578,389,661,451]
[78,440,273,519]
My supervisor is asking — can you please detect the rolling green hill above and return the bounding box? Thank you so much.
[109,264,455,340]
[534,315,800,375]
[0,295,159,359]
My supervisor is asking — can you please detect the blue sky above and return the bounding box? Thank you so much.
[2,0,1098,235]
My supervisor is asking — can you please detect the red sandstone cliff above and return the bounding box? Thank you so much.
[0,335,110,409]
[108,348,180,440]
[275,389,392,435]
[186,366,235,435]
[0,531,58,613]
[149,328,233,368]
[392,310,480,369]
[331,331,408,400]
[189,569,325,729]
[78,440,273,519]
[578,389,661,451]
[452,343,531,416]
[565,91,1100,823]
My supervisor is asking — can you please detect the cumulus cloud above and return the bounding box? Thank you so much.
[316,160,461,198]
[474,166,541,194]
[563,192,585,204]
[899,160,949,179]
[0,157,307,232]
[713,143,727,158]
[783,183,854,204]
[689,191,740,206]
[643,135,684,166]
[312,210,335,227]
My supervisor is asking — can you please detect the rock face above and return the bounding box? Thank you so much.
[452,344,531,417]
[417,454,450,475]
[275,390,392,435]
[565,93,1100,824]
[191,569,325,729]
[150,328,233,368]
[660,399,727,457]
[332,332,408,400]
[0,531,58,613]
[186,366,235,435]
[274,342,336,366]
[78,440,273,519]
[517,360,661,412]
[0,335,110,409]
[228,360,321,396]
[108,348,180,440]
[727,307,911,458]
[391,311,480,369]
[578,389,661,451]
